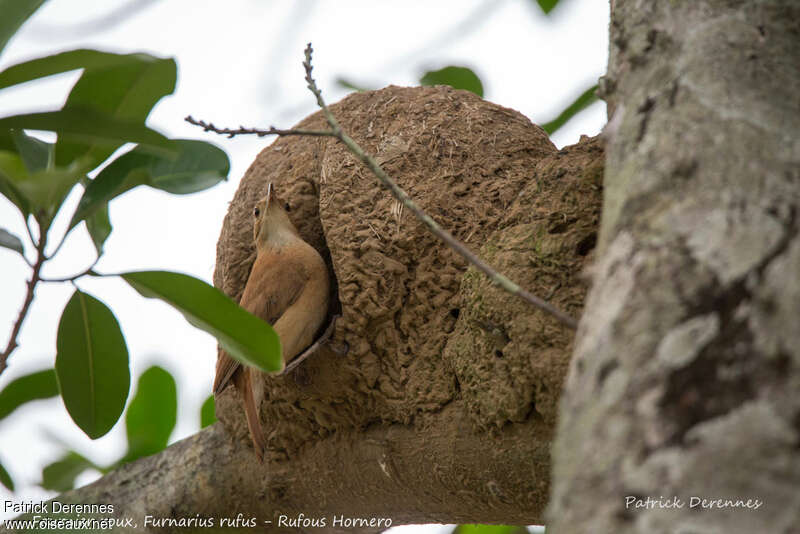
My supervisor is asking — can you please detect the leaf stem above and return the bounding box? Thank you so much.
[39,256,100,283]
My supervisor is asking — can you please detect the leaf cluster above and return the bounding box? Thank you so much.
[0,0,278,492]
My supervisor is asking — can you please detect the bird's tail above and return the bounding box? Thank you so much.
[235,369,266,463]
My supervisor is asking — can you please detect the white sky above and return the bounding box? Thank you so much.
[0,0,608,529]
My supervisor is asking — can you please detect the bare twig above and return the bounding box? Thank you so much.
[186,43,578,330]
[0,230,47,376]
[183,116,335,139]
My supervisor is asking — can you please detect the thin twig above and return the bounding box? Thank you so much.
[184,116,336,139]
[185,43,578,330]
[0,230,47,376]
[39,257,100,283]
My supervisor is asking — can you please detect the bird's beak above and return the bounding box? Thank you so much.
[265,182,273,212]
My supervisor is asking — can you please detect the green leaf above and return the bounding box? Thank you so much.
[11,129,51,172]
[0,459,14,491]
[534,0,560,14]
[0,150,31,215]
[0,48,167,90]
[123,366,177,463]
[0,227,24,255]
[0,368,58,420]
[85,202,112,254]
[0,108,174,157]
[200,394,216,428]
[16,166,85,218]
[0,0,47,58]
[147,140,229,194]
[120,271,282,373]
[420,66,484,97]
[541,84,599,135]
[69,139,228,229]
[55,54,176,167]
[0,130,13,151]
[40,451,95,492]
[0,146,85,219]
[56,289,130,439]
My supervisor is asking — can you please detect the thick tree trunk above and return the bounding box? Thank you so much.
[549,1,800,533]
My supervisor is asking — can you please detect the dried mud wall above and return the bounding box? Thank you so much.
[213,85,602,505]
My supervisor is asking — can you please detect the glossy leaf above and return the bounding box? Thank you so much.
[0,0,47,57]
[0,459,13,491]
[11,129,51,172]
[16,166,85,218]
[0,228,24,255]
[146,140,229,194]
[0,48,166,90]
[123,366,177,463]
[120,271,282,373]
[534,0,559,14]
[40,451,95,492]
[55,54,176,167]
[541,84,599,135]
[85,202,112,254]
[0,150,31,215]
[200,394,216,428]
[420,66,484,97]
[0,368,58,420]
[0,130,13,151]
[69,139,228,229]
[55,289,130,439]
[0,152,83,221]
[0,109,174,157]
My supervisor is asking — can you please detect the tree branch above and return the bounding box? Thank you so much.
[24,403,550,533]
[0,230,46,376]
[186,43,578,330]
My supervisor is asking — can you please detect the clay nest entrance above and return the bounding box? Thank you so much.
[213,85,603,460]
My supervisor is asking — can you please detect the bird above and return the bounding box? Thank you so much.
[213,183,330,462]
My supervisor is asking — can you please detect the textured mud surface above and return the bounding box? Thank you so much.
[213,85,603,460]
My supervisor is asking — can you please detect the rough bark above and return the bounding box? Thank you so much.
[4,87,603,533]
[549,1,800,533]
[27,406,549,534]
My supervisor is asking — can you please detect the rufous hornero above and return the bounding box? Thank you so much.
[213,183,330,462]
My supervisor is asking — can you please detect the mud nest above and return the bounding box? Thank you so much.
[213,85,603,458]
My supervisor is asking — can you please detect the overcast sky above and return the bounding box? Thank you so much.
[0,0,608,529]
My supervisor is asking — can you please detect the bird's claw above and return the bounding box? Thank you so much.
[279,314,342,375]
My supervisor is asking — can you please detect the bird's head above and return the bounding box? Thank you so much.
[253,183,301,249]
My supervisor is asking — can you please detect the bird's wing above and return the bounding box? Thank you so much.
[213,347,239,396]
[213,256,307,395]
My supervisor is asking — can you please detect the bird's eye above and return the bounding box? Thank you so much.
[284,202,291,212]
[253,207,260,217]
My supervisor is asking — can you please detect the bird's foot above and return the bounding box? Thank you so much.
[280,315,341,375]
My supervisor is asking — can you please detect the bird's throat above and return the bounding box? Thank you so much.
[257,224,300,251]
